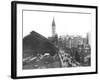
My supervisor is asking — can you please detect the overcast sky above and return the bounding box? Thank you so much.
[23,10,91,38]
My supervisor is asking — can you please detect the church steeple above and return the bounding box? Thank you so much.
[52,18,56,37]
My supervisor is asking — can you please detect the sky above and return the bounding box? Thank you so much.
[23,10,91,38]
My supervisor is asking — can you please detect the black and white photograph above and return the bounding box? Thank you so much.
[23,12,91,69]
[11,1,97,79]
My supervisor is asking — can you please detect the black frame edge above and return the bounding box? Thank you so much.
[11,1,97,8]
[96,6,98,74]
[13,72,97,79]
[11,1,98,79]
[11,1,17,79]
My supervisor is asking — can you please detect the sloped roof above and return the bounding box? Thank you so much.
[23,31,58,56]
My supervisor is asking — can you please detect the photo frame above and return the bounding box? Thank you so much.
[11,1,98,79]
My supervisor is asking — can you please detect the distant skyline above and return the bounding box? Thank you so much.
[23,11,91,38]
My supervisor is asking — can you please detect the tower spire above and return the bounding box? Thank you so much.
[52,17,56,27]
[52,17,56,36]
